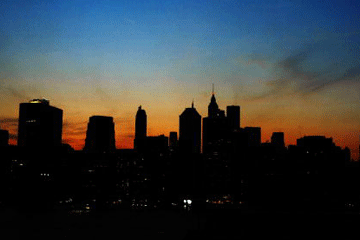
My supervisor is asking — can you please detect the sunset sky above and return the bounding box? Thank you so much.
[0,0,359,159]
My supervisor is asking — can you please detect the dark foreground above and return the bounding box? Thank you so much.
[1,207,359,240]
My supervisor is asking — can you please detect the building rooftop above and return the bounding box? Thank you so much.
[29,99,50,105]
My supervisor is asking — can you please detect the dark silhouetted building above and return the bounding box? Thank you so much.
[208,94,219,118]
[227,105,240,131]
[179,103,201,154]
[243,127,261,147]
[84,116,115,153]
[294,135,348,210]
[202,92,234,197]
[0,128,9,146]
[169,131,178,151]
[271,132,285,148]
[18,99,63,148]
[134,106,147,151]
[297,135,334,151]
[203,93,229,154]
[145,135,169,155]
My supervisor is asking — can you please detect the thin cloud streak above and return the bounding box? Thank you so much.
[245,38,360,101]
[2,87,30,101]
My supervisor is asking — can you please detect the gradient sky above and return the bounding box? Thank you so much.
[1,0,359,159]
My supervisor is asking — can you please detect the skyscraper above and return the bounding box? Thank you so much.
[203,93,229,154]
[208,94,220,118]
[243,127,261,147]
[18,99,63,148]
[226,105,240,131]
[179,102,201,154]
[271,132,285,148]
[203,90,233,196]
[134,106,147,151]
[84,116,115,153]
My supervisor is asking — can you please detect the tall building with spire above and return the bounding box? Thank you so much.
[208,94,219,118]
[134,106,147,151]
[179,102,202,154]
[203,88,237,195]
[18,99,63,148]
[203,91,228,154]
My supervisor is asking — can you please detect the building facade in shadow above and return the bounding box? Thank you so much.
[84,116,116,153]
[0,128,9,147]
[179,102,201,154]
[18,99,63,148]
[134,106,147,152]
[202,93,229,155]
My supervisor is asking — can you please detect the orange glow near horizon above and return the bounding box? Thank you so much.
[1,0,360,162]
[4,120,360,161]
[1,91,359,161]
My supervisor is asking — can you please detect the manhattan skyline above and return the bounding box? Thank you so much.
[0,0,359,160]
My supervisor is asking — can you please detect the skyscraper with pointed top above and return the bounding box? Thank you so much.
[208,85,225,118]
[134,106,147,151]
[203,90,228,154]
[208,94,219,118]
[179,102,201,154]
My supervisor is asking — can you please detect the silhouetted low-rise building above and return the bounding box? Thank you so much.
[144,135,169,155]
[297,135,334,152]
[0,129,9,147]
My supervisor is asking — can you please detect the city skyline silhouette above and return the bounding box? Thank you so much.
[0,1,360,239]
[1,1,359,161]
[1,92,358,161]
[0,93,358,240]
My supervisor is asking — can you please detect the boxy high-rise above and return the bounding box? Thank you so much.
[84,116,115,153]
[18,99,63,148]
